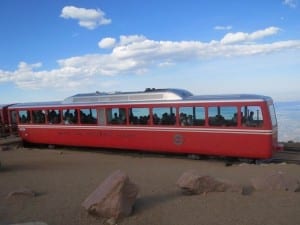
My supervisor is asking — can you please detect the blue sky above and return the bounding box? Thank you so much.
[0,0,299,104]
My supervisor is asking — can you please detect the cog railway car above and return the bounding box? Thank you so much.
[6,88,282,159]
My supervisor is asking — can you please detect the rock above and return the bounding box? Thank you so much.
[7,188,36,198]
[241,185,255,196]
[82,170,139,219]
[176,170,241,195]
[104,217,118,225]
[251,171,300,192]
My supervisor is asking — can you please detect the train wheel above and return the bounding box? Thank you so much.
[187,154,201,160]
[48,144,56,149]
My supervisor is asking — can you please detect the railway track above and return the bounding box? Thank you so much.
[271,144,300,164]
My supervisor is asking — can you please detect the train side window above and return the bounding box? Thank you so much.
[107,108,127,125]
[18,110,31,124]
[47,109,61,124]
[32,110,46,124]
[152,107,176,125]
[80,108,97,124]
[269,104,277,126]
[179,106,205,126]
[63,109,78,124]
[208,106,237,127]
[129,108,150,125]
[241,106,263,127]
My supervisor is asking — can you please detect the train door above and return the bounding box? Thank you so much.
[9,110,18,135]
[0,109,4,136]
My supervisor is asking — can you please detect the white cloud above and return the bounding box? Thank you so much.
[98,37,116,48]
[283,0,297,8]
[60,6,111,30]
[1,27,300,90]
[221,27,280,44]
[214,25,232,30]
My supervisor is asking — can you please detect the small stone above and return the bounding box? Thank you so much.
[9,222,48,225]
[104,217,117,225]
[7,188,36,198]
[241,185,255,195]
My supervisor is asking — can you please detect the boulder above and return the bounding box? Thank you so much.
[176,170,241,195]
[82,170,139,219]
[251,171,300,192]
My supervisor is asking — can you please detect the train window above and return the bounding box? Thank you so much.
[179,106,205,126]
[32,110,46,124]
[80,108,97,124]
[18,110,31,124]
[107,108,127,125]
[241,106,263,127]
[63,109,78,124]
[208,106,237,127]
[47,109,61,124]
[152,107,176,125]
[129,108,150,125]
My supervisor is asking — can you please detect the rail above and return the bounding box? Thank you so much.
[271,143,300,164]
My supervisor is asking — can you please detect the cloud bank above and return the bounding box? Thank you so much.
[1,27,300,90]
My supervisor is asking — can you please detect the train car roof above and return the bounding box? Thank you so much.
[8,89,273,109]
[62,88,193,104]
[187,94,272,102]
[0,104,15,109]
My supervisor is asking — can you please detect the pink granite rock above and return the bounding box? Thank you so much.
[82,170,139,219]
[176,170,242,194]
[251,171,300,192]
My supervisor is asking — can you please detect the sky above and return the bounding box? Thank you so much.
[0,0,300,104]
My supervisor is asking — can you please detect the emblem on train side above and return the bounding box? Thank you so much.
[173,134,184,145]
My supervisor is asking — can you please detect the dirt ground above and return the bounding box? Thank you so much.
[0,145,300,225]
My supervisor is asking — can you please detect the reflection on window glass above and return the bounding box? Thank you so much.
[107,108,127,125]
[80,108,97,124]
[19,110,31,124]
[153,107,176,125]
[208,106,237,127]
[179,106,205,126]
[129,108,150,125]
[63,109,78,124]
[241,106,263,127]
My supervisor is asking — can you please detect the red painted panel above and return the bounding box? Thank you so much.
[19,125,274,159]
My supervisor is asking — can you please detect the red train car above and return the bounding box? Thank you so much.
[8,88,282,159]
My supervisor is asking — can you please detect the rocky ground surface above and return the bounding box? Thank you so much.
[0,143,300,225]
